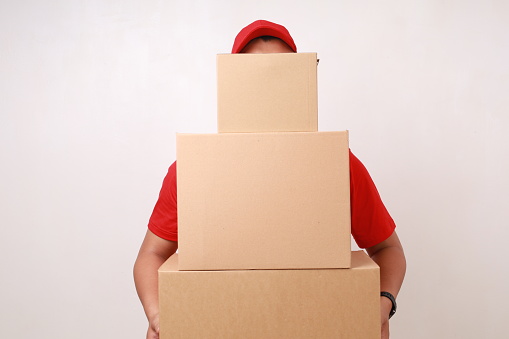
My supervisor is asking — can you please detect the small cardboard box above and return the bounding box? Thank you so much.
[158,251,380,339]
[176,131,350,270]
[217,53,318,133]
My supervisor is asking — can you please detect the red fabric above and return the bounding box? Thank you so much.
[148,151,395,248]
[231,20,297,53]
[147,162,178,242]
[348,151,396,248]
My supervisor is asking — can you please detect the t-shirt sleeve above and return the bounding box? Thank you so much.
[349,150,396,248]
[147,161,178,242]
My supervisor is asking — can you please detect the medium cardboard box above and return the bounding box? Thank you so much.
[176,131,350,270]
[217,53,318,133]
[158,251,380,339]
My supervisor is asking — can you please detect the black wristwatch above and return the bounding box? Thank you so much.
[380,291,397,319]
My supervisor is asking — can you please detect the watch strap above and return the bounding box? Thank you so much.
[380,291,397,319]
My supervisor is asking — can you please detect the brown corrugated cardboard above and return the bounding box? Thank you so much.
[176,131,350,270]
[217,53,318,133]
[159,251,380,339]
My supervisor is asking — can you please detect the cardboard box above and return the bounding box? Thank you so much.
[176,131,350,270]
[159,251,380,339]
[217,53,318,133]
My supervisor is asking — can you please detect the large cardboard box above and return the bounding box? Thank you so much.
[217,53,318,133]
[176,131,350,270]
[159,251,380,339]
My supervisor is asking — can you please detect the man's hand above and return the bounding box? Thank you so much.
[380,295,392,339]
[381,319,389,339]
[147,313,160,339]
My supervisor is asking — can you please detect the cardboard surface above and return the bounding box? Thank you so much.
[176,131,351,270]
[159,251,380,339]
[217,53,318,133]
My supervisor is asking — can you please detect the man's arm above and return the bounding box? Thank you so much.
[134,230,178,339]
[366,230,406,339]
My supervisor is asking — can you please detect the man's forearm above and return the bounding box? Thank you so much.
[134,231,178,339]
[134,251,167,322]
[370,245,406,298]
[366,231,406,322]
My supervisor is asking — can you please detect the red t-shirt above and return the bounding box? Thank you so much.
[148,150,395,248]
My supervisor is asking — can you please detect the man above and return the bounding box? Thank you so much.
[134,20,406,339]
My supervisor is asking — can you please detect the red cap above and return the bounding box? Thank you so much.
[231,20,297,54]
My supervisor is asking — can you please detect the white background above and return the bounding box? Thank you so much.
[1,1,508,338]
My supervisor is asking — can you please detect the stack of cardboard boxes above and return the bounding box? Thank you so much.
[158,53,381,338]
